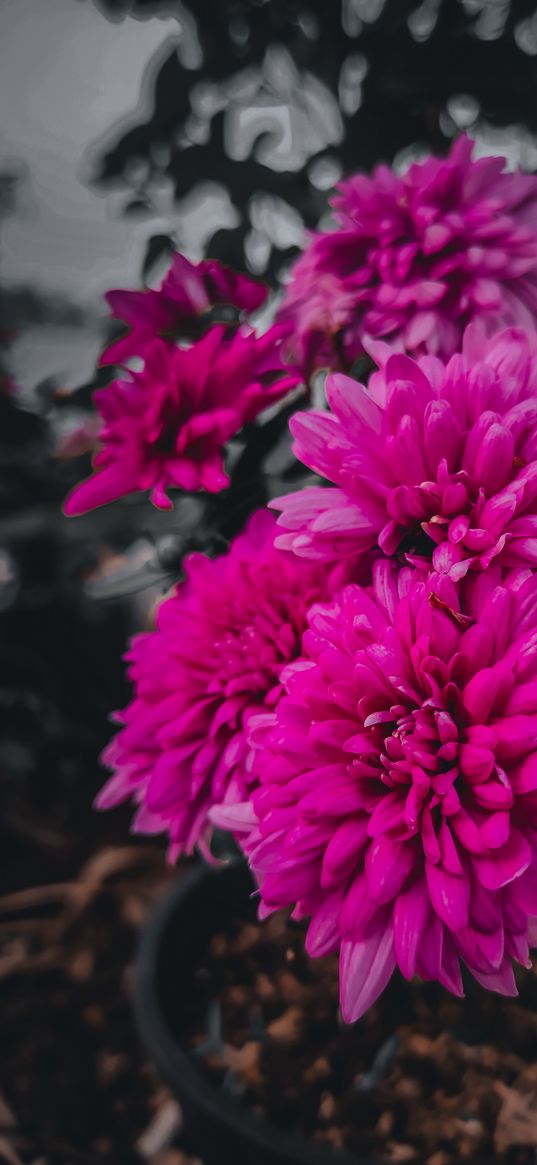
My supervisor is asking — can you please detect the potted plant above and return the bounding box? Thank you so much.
[66,137,537,1163]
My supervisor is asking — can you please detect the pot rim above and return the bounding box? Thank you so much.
[134,859,375,1165]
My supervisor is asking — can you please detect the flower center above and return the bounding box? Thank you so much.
[351,695,465,840]
[212,610,300,702]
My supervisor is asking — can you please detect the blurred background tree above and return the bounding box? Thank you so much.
[85,0,537,285]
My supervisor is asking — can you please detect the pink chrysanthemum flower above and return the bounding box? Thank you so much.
[227,561,537,1021]
[102,253,267,366]
[96,511,350,860]
[272,326,537,578]
[279,135,537,375]
[65,325,300,514]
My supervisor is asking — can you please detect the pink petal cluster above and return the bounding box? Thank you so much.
[97,511,348,860]
[87,138,537,1021]
[279,136,537,375]
[65,325,300,514]
[227,561,537,1020]
[102,253,267,366]
[273,326,537,576]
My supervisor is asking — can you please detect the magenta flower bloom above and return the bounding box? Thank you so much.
[232,561,537,1021]
[279,135,537,374]
[65,325,300,514]
[96,511,347,860]
[102,253,267,366]
[272,326,537,577]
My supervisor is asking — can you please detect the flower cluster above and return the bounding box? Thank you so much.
[227,563,537,1019]
[101,253,268,367]
[65,324,299,513]
[279,135,537,376]
[65,249,299,515]
[67,137,537,1023]
[272,326,537,573]
[97,511,351,859]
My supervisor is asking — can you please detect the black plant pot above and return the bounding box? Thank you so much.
[135,861,366,1165]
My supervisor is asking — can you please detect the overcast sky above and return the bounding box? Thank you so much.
[0,0,184,303]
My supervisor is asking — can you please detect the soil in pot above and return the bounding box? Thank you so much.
[171,884,537,1165]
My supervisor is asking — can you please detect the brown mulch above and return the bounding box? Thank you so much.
[187,911,537,1165]
[7,780,537,1165]
[0,789,200,1165]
